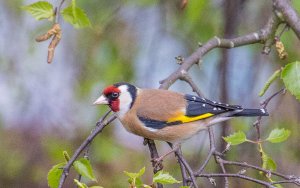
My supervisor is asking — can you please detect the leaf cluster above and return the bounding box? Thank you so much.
[47,151,100,188]
[22,0,91,28]
[223,128,291,176]
[124,167,185,188]
[259,61,300,101]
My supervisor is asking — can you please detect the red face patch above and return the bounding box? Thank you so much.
[103,85,120,96]
[102,85,121,112]
[110,100,120,112]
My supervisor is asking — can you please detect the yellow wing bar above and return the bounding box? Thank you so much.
[167,113,214,123]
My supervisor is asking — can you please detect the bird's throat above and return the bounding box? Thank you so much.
[110,100,120,112]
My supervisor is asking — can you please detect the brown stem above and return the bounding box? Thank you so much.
[55,0,67,23]
[58,113,117,188]
[273,0,300,39]
[195,173,276,188]
[173,147,198,188]
[159,14,281,90]
[144,139,163,188]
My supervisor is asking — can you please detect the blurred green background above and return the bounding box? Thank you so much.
[0,0,300,187]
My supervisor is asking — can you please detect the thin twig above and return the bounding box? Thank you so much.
[273,0,300,39]
[58,113,117,188]
[159,14,281,90]
[176,148,189,186]
[253,88,285,142]
[220,159,300,185]
[173,147,198,188]
[144,139,163,188]
[179,73,204,97]
[277,23,289,38]
[146,2,297,187]
[76,112,113,184]
[272,179,300,186]
[195,149,214,175]
[55,0,66,23]
[195,173,276,188]
[261,88,286,108]
[216,156,229,188]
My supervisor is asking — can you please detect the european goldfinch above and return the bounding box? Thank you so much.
[94,82,268,143]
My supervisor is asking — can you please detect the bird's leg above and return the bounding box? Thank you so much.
[152,143,180,167]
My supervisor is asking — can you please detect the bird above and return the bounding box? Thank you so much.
[93,82,268,145]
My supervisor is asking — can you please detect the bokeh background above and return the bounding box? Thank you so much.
[0,0,300,187]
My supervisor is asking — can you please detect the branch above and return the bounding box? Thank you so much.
[273,0,300,39]
[253,88,285,143]
[174,148,198,188]
[58,112,117,188]
[143,2,298,187]
[195,148,214,175]
[272,179,300,186]
[55,0,66,23]
[144,139,163,188]
[159,14,281,89]
[220,159,300,186]
[195,173,276,188]
[179,73,204,97]
[176,148,189,186]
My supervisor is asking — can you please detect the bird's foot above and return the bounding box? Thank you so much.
[151,157,164,170]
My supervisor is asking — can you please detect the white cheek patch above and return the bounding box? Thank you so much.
[117,85,132,118]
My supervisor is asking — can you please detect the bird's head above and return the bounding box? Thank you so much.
[93,82,137,115]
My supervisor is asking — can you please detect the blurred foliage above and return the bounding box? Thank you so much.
[0,0,300,187]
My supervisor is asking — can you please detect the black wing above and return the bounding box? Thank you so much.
[184,94,243,117]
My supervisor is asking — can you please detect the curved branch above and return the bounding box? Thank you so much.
[55,0,66,23]
[220,159,300,186]
[159,14,281,89]
[179,73,204,97]
[195,173,276,188]
[273,0,300,39]
[174,149,198,188]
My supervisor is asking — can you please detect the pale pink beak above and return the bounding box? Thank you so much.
[93,95,109,105]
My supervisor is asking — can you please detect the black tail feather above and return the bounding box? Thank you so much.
[232,108,268,117]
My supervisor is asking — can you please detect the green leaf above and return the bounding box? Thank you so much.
[135,177,143,187]
[22,1,54,20]
[281,61,300,101]
[262,152,277,171]
[124,171,136,179]
[223,131,247,145]
[74,179,88,188]
[153,171,181,185]
[259,69,281,97]
[61,5,91,28]
[47,162,66,188]
[266,128,291,143]
[180,186,191,188]
[137,167,146,177]
[73,158,96,181]
[124,167,145,187]
[124,167,145,179]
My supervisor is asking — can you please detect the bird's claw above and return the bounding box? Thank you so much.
[151,157,164,170]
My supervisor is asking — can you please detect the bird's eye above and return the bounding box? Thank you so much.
[111,92,119,98]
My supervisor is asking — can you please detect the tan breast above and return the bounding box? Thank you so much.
[120,110,210,143]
